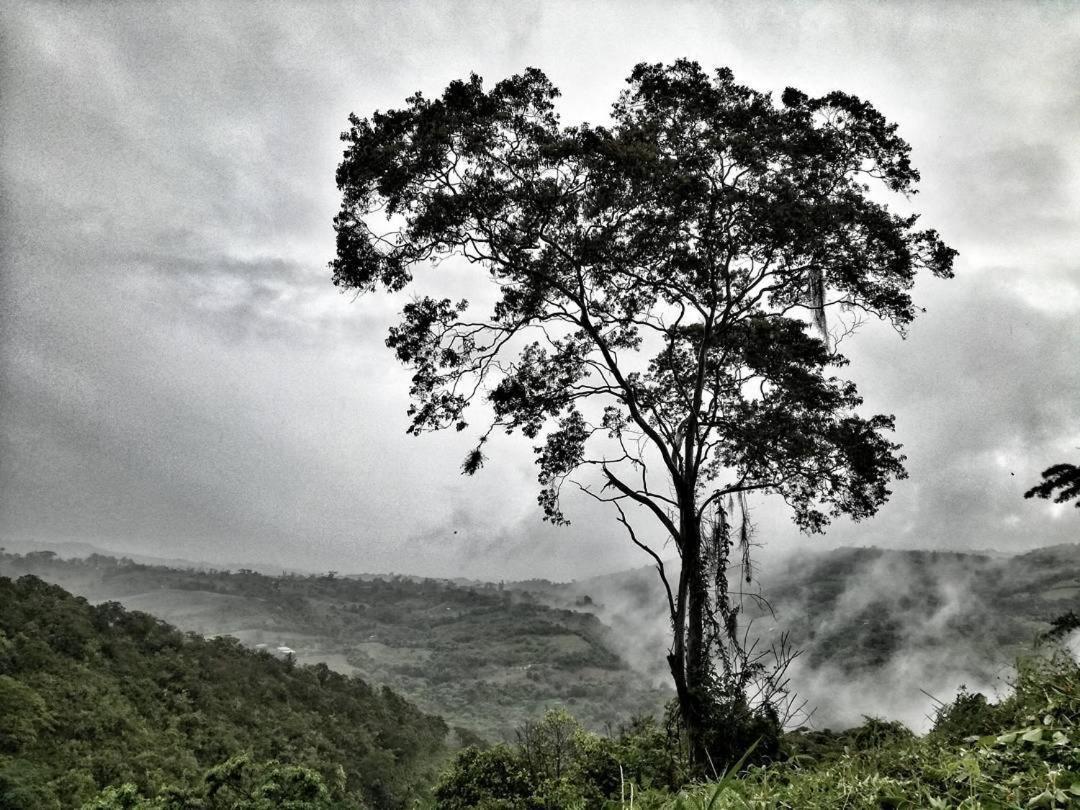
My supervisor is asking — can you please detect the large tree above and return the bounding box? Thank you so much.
[331,60,955,766]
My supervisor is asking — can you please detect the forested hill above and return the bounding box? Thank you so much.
[7,543,1078,741]
[0,551,669,742]
[0,575,447,809]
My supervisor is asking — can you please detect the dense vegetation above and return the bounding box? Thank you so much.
[6,544,1080,740]
[0,550,667,742]
[434,647,1080,808]
[656,648,1080,808]
[0,575,447,809]
[2,546,1079,808]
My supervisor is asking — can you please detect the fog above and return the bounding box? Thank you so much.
[555,544,1071,732]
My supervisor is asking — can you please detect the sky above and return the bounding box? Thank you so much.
[1,1,1078,580]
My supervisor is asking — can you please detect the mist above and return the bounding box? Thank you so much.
[543,544,1074,732]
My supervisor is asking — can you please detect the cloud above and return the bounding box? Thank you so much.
[1,2,1078,578]
[808,272,1080,553]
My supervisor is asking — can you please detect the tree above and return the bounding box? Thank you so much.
[517,707,583,785]
[331,59,955,768]
[1025,463,1080,509]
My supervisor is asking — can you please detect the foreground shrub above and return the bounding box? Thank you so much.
[929,686,1000,743]
[436,646,1080,809]
[82,756,346,809]
[433,745,532,809]
[434,710,687,808]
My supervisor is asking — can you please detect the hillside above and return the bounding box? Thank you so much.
[0,575,447,809]
[5,543,1078,738]
[0,551,668,743]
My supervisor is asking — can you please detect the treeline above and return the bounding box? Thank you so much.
[0,575,447,809]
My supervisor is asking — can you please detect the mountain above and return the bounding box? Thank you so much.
[0,539,311,576]
[5,543,1078,737]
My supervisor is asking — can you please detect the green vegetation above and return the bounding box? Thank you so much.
[0,575,446,809]
[647,649,1080,809]
[5,547,1080,807]
[0,550,667,742]
[435,647,1080,808]
[434,709,687,809]
[81,756,341,809]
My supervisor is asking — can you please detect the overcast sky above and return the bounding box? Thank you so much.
[1,1,1077,579]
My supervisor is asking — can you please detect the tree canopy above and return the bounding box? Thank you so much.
[332,59,955,767]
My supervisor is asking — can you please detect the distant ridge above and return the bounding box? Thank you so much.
[0,538,313,576]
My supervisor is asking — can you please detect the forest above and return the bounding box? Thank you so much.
[0,550,667,742]
[0,574,448,808]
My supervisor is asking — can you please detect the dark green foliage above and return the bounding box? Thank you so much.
[433,746,533,809]
[782,716,913,765]
[591,716,688,796]
[82,756,340,809]
[691,696,783,773]
[435,662,1080,810]
[0,575,446,809]
[631,647,1080,808]
[1025,463,1080,509]
[434,710,688,808]
[847,717,915,750]
[929,687,1000,744]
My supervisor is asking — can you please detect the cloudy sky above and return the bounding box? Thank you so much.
[1,1,1077,579]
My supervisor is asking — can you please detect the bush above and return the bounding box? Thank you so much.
[435,709,689,808]
[629,646,1080,809]
[847,716,914,750]
[433,745,533,809]
[929,686,998,743]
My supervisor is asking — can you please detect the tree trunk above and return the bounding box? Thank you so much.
[669,501,713,772]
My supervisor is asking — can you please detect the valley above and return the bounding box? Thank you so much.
[4,542,1078,738]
